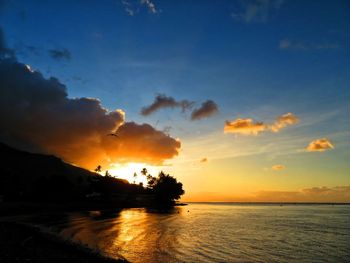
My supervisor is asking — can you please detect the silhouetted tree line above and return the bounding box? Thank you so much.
[0,143,184,206]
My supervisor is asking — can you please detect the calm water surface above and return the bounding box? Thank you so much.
[28,203,350,262]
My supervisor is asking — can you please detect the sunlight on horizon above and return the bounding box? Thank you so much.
[106,162,161,185]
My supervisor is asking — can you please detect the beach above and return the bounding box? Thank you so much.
[0,221,127,263]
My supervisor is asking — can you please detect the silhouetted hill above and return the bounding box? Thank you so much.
[0,142,141,202]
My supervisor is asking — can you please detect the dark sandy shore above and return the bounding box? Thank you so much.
[0,221,128,263]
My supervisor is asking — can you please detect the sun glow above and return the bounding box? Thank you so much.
[107,162,160,185]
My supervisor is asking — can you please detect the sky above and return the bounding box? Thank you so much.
[0,0,350,202]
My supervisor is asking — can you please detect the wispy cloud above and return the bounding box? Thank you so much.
[307,138,334,152]
[279,39,340,51]
[253,186,350,202]
[141,0,157,14]
[200,157,208,163]
[231,0,284,23]
[49,48,71,60]
[121,0,158,16]
[0,27,14,59]
[272,164,285,171]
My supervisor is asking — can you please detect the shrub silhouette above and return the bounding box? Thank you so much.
[148,171,184,204]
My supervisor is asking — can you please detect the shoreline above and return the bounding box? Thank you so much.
[0,221,128,263]
[0,201,187,217]
[0,202,187,262]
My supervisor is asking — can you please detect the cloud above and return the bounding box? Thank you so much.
[0,27,14,59]
[102,122,180,165]
[307,138,334,152]
[49,48,71,60]
[279,39,340,51]
[141,94,194,116]
[141,0,157,14]
[121,0,135,16]
[270,112,299,132]
[121,0,158,16]
[253,186,350,202]
[200,158,208,163]
[191,100,219,121]
[231,0,284,23]
[224,118,266,135]
[0,58,181,169]
[272,164,285,171]
[224,113,299,136]
[184,186,350,202]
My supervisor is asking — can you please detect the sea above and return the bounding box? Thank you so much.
[26,203,350,262]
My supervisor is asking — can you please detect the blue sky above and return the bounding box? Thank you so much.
[1,0,350,201]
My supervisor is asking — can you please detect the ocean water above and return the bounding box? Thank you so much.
[29,203,350,262]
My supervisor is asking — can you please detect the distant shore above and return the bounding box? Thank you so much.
[0,221,127,263]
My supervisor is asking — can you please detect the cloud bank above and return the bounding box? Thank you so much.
[0,56,181,169]
[307,138,334,152]
[184,186,350,202]
[191,100,218,121]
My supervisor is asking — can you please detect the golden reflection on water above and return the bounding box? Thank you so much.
[105,207,185,262]
[52,204,350,263]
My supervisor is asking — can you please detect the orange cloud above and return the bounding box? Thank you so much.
[307,138,334,152]
[224,113,299,136]
[272,164,285,171]
[0,59,181,169]
[102,122,181,165]
[270,113,299,132]
[224,118,266,135]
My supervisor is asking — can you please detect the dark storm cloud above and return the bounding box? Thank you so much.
[141,94,195,116]
[49,48,71,60]
[0,58,181,169]
[0,58,124,167]
[191,100,218,121]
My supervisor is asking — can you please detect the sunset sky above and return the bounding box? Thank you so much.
[0,0,349,202]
